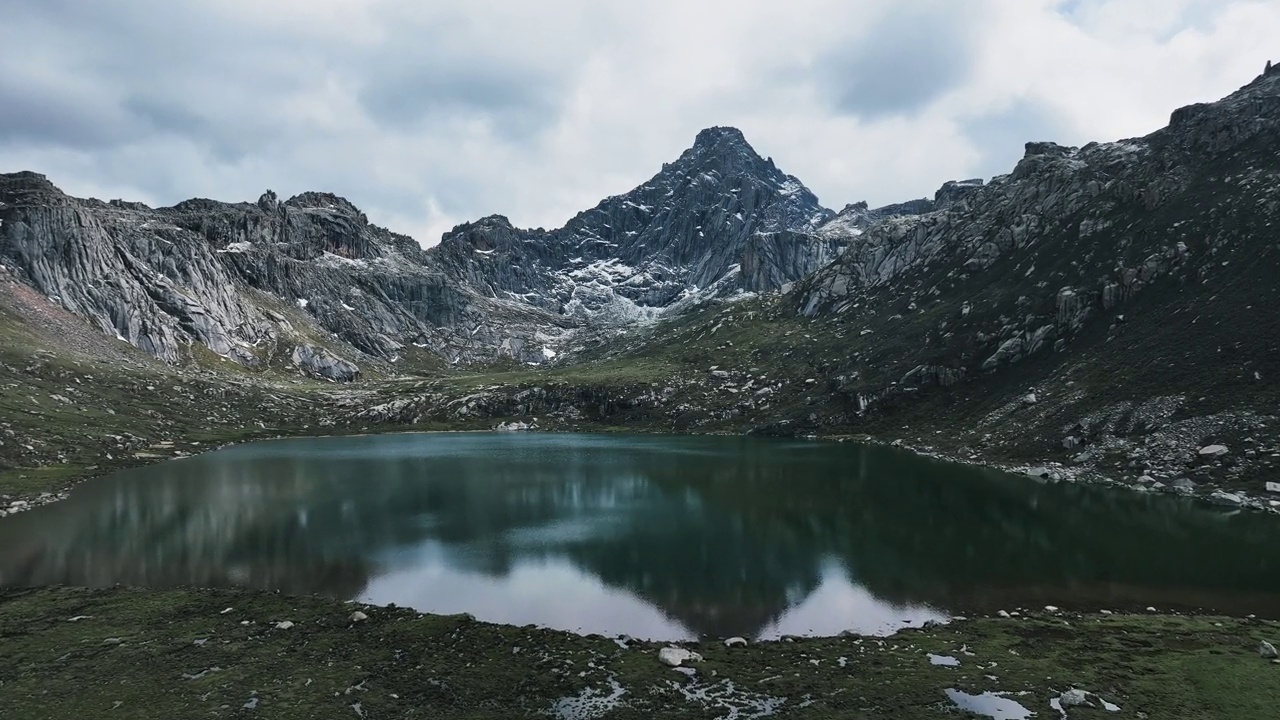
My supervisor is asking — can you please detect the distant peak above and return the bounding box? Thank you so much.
[0,171,63,199]
[693,126,748,149]
[474,214,515,228]
[284,191,362,216]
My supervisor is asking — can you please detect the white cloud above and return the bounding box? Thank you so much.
[0,0,1276,246]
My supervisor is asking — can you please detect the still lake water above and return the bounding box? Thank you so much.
[2,433,1278,640]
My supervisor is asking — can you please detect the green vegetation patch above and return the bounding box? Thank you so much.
[1,587,1276,719]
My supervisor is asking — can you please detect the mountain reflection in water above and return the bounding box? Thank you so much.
[1,433,1277,639]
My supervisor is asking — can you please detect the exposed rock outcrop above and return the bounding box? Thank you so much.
[291,344,360,382]
[796,69,1280,409]
[1,128,839,368]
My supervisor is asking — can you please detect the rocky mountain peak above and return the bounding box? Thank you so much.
[284,191,364,216]
[0,172,68,206]
[1,120,836,369]
[257,190,280,213]
[692,125,750,150]
[674,126,790,184]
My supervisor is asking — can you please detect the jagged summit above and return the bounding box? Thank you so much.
[0,171,68,205]
[429,124,837,330]
[668,126,803,195]
[2,66,1279,382]
[692,125,749,148]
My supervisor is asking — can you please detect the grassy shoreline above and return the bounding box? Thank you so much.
[1,586,1276,719]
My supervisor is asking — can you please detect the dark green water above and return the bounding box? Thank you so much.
[1,433,1278,639]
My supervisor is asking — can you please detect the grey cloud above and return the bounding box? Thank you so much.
[121,94,286,165]
[959,99,1072,180]
[0,0,572,215]
[352,22,570,142]
[0,77,140,150]
[357,63,565,141]
[0,0,1270,248]
[821,4,977,119]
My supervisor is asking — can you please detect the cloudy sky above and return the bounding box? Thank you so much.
[2,0,1276,246]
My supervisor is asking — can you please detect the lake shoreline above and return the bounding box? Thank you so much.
[2,585,1276,719]
[839,432,1280,517]
[4,420,1280,519]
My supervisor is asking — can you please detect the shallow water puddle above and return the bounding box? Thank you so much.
[945,689,1034,720]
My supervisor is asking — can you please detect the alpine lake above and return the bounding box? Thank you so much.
[2,432,1277,641]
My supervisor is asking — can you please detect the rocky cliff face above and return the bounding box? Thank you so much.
[775,67,1280,483]
[0,128,839,373]
[0,173,581,375]
[431,127,837,325]
[799,68,1280,334]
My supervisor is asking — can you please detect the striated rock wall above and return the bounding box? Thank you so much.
[1,127,841,369]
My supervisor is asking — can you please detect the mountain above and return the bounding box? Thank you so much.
[430,127,835,323]
[352,63,1280,512]
[795,64,1280,390]
[0,128,836,374]
[4,64,1280,516]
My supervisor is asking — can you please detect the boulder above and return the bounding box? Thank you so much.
[1261,641,1278,659]
[1059,689,1092,708]
[1208,491,1244,507]
[723,637,748,648]
[1198,445,1230,458]
[658,646,703,667]
[291,345,360,383]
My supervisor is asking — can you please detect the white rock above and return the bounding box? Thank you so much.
[1261,640,1278,659]
[658,646,703,667]
[275,621,295,630]
[1198,445,1229,458]
[1266,482,1280,494]
[349,611,368,623]
[1137,475,1156,484]
[1044,606,1060,613]
[1022,393,1037,405]
[997,610,1011,618]
[1059,689,1091,707]
[1208,491,1244,507]
[723,637,748,648]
